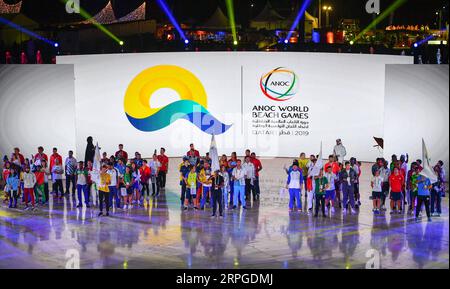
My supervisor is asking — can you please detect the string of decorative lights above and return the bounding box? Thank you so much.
[0,0,21,14]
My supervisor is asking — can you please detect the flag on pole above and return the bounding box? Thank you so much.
[420,138,438,183]
[209,134,220,172]
[309,141,323,177]
[91,142,102,185]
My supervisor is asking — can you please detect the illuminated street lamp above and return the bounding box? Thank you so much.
[323,5,333,28]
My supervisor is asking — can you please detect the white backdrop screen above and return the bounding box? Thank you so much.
[51,52,411,160]
[0,65,76,161]
[384,65,449,176]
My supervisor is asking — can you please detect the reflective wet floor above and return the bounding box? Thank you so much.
[0,161,448,269]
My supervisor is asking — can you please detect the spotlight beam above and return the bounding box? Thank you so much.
[60,0,123,44]
[156,0,187,41]
[0,16,57,47]
[416,29,448,47]
[285,0,312,42]
[353,0,408,43]
[415,34,436,47]
[225,0,238,44]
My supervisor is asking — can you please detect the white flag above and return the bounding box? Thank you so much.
[91,142,102,185]
[420,138,438,183]
[209,134,220,172]
[309,141,323,177]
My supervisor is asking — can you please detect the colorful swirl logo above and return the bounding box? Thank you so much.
[260,67,298,101]
[124,65,231,135]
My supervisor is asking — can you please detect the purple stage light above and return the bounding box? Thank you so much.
[157,0,187,41]
[414,34,436,48]
[0,16,58,47]
[285,0,312,42]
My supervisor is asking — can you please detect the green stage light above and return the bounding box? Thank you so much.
[119,41,124,46]
[352,0,408,43]
[226,0,238,45]
[61,0,123,45]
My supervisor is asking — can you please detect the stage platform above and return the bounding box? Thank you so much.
[0,159,448,269]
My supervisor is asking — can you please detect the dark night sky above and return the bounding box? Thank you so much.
[3,0,448,27]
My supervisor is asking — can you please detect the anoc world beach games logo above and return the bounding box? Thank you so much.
[260,67,299,101]
[124,65,231,135]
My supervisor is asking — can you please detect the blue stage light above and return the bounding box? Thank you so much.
[157,0,187,42]
[0,16,58,47]
[414,34,436,48]
[285,0,312,42]
[312,31,320,43]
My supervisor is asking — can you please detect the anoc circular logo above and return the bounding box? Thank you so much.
[260,67,299,101]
